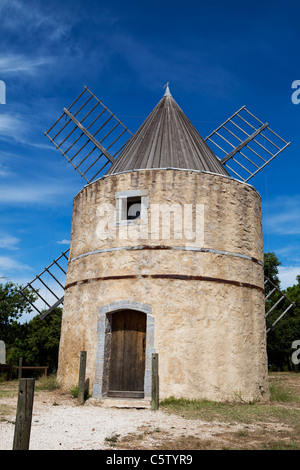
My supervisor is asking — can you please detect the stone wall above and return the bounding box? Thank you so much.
[57,169,268,402]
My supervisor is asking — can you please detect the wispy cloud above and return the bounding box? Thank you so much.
[278,265,300,289]
[0,0,70,42]
[105,32,235,95]
[0,232,20,250]
[0,181,73,205]
[274,243,300,262]
[263,195,300,235]
[57,239,70,245]
[0,112,55,149]
[0,162,13,178]
[0,114,30,142]
[0,55,53,75]
[0,256,32,273]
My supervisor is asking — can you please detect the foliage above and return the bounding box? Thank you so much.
[0,282,36,344]
[264,252,281,295]
[69,384,90,400]
[266,282,300,371]
[35,373,59,391]
[0,281,62,374]
[264,253,300,371]
[7,312,62,374]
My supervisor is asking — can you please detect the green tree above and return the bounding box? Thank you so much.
[0,281,61,373]
[267,275,300,371]
[264,252,281,288]
[0,282,36,345]
[7,310,62,373]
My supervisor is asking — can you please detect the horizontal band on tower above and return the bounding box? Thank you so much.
[70,245,264,266]
[65,273,265,293]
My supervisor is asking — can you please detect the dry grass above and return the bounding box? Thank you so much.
[113,372,300,450]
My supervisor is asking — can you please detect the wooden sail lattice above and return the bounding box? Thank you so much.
[45,86,133,184]
[205,106,290,183]
[264,276,296,334]
[18,249,69,320]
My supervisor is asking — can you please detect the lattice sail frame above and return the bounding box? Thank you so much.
[45,86,133,184]
[18,249,69,320]
[205,105,290,183]
[264,276,296,334]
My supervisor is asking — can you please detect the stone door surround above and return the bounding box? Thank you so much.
[93,300,155,399]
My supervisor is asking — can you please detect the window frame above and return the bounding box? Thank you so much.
[115,189,149,226]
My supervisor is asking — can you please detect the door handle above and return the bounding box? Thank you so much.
[143,336,146,353]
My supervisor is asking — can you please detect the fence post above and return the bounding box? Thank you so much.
[151,353,159,411]
[78,351,87,405]
[18,357,23,380]
[13,378,35,450]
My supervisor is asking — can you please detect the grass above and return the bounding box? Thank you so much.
[269,382,299,402]
[114,373,300,450]
[69,384,90,400]
[35,374,59,391]
[105,433,120,447]
[158,373,300,448]
[160,394,299,426]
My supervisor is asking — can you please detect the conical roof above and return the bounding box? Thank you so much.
[106,87,229,176]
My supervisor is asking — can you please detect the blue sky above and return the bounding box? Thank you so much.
[0,0,300,303]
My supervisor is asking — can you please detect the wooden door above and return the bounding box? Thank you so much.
[108,310,146,398]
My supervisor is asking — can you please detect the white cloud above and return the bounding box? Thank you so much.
[0,233,20,250]
[0,179,73,204]
[263,195,300,235]
[0,256,32,273]
[0,162,12,178]
[0,114,30,142]
[0,55,53,75]
[0,0,70,42]
[278,266,300,290]
[57,239,70,245]
[0,111,60,149]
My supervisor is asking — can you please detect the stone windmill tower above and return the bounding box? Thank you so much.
[20,85,292,403]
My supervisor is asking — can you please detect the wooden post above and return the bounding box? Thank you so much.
[151,353,159,411]
[13,378,35,450]
[18,357,23,380]
[78,351,87,405]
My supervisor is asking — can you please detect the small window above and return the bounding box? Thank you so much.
[127,197,141,220]
[115,189,149,225]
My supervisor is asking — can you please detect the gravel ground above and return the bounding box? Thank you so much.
[0,389,220,451]
[1,406,192,450]
[0,392,296,451]
[2,373,299,451]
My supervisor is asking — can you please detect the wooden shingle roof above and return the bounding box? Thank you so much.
[106,87,229,176]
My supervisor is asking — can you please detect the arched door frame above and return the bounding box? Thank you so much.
[93,300,155,399]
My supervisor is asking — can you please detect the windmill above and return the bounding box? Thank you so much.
[17,85,294,333]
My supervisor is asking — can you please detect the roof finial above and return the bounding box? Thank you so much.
[163,82,172,97]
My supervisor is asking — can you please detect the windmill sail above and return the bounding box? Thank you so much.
[18,249,69,320]
[205,106,290,182]
[264,276,296,333]
[45,86,133,184]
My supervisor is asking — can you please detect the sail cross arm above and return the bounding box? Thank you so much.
[205,106,291,183]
